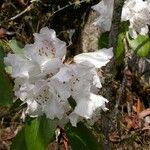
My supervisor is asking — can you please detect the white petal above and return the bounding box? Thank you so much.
[43,100,64,119]
[14,82,34,101]
[48,79,71,102]
[13,77,27,91]
[71,80,91,102]
[26,100,43,117]
[52,65,76,82]
[39,27,66,60]
[139,26,149,36]
[25,43,52,66]
[90,93,109,111]
[39,27,56,39]
[121,0,150,38]
[25,27,66,66]
[92,0,114,31]
[70,93,108,120]
[53,63,93,82]
[74,48,113,68]
[41,58,63,76]
[32,80,53,105]
[69,113,80,127]
[53,63,96,101]
[73,99,94,119]
[121,0,136,21]
[92,69,102,89]
[4,54,35,78]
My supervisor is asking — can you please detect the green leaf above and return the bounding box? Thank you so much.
[25,117,44,150]
[115,32,125,65]
[8,39,24,54]
[38,116,58,146]
[98,32,109,49]
[115,21,129,65]
[0,42,13,107]
[65,122,102,150]
[25,116,58,150]
[127,33,150,57]
[11,116,58,150]
[112,22,129,76]
[10,128,27,150]
[0,44,5,62]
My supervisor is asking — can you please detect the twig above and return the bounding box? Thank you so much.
[0,4,33,24]
[109,0,125,48]
[115,38,129,113]
[51,0,88,17]
[43,0,88,27]
[110,130,141,143]
[9,4,33,21]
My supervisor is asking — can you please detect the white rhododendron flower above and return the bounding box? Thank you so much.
[92,0,150,38]
[69,93,109,126]
[121,0,150,38]
[92,0,114,32]
[25,27,66,66]
[4,27,113,127]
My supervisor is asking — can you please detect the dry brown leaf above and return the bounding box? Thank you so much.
[138,108,150,119]
[0,28,6,38]
[125,115,139,130]
[133,98,143,114]
[0,128,15,141]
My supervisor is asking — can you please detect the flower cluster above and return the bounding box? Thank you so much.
[4,27,113,126]
[121,0,150,38]
[92,0,150,38]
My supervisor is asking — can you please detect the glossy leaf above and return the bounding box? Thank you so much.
[8,39,24,54]
[38,116,58,146]
[65,122,102,150]
[0,42,13,107]
[115,32,125,65]
[127,33,150,57]
[25,116,58,150]
[115,21,129,65]
[25,117,44,150]
[11,116,58,150]
[10,128,27,150]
